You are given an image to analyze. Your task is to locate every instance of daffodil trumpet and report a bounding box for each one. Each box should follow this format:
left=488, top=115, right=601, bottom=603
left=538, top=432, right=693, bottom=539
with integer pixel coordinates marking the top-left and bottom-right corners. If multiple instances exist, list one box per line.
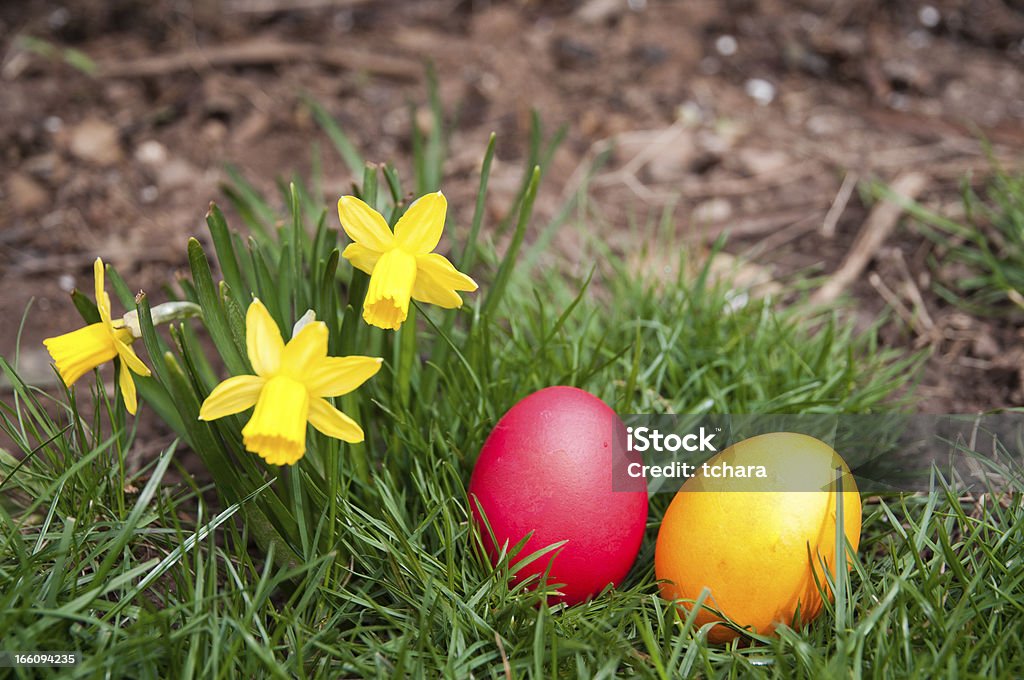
left=338, top=191, right=478, bottom=331
left=43, top=258, right=151, bottom=414
left=198, top=300, right=382, bottom=466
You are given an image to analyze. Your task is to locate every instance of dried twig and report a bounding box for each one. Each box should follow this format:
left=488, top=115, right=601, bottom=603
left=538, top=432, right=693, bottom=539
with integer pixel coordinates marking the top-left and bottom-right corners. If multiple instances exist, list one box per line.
left=495, top=632, right=512, bottom=680
left=677, top=160, right=821, bottom=199
left=698, top=206, right=821, bottom=241
left=98, top=39, right=421, bottom=80
left=811, top=172, right=928, bottom=306
left=868, top=272, right=917, bottom=329
left=586, top=120, right=691, bottom=203
left=745, top=212, right=823, bottom=258
left=821, top=171, right=858, bottom=238
left=892, top=249, right=935, bottom=331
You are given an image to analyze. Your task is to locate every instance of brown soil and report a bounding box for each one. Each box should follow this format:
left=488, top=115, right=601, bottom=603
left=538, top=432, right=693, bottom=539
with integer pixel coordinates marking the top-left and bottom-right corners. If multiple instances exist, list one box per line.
left=2, top=0, right=1023, bottom=434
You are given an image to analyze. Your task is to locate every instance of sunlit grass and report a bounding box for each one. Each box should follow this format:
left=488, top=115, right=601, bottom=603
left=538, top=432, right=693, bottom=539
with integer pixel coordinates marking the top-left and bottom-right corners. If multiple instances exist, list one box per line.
left=896, top=166, right=1024, bottom=316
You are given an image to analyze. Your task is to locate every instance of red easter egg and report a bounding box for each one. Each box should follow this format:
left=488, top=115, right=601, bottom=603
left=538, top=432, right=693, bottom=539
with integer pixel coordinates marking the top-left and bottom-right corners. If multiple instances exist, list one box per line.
left=468, top=386, right=648, bottom=605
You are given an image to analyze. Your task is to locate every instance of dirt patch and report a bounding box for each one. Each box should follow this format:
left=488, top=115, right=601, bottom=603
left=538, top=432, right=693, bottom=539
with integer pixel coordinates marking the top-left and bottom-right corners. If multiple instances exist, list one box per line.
left=2, top=0, right=1023, bottom=414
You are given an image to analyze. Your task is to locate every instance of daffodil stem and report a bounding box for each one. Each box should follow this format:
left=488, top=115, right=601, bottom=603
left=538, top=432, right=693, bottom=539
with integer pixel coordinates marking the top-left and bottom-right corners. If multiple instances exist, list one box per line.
left=104, top=367, right=128, bottom=517
left=395, top=306, right=416, bottom=410
left=341, top=392, right=370, bottom=486
left=388, top=306, right=417, bottom=473
left=325, top=440, right=339, bottom=586
left=350, top=442, right=370, bottom=487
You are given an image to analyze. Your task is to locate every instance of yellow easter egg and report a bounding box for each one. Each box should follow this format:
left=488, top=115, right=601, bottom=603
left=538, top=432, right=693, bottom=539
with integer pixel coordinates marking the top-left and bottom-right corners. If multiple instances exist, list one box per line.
left=654, top=432, right=861, bottom=643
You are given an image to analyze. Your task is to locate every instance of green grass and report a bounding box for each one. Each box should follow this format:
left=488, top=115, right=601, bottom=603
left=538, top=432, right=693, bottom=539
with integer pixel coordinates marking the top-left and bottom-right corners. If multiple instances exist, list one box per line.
left=4, top=259, right=1023, bottom=677
left=2, top=93, right=1023, bottom=678
left=889, top=166, right=1024, bottom=316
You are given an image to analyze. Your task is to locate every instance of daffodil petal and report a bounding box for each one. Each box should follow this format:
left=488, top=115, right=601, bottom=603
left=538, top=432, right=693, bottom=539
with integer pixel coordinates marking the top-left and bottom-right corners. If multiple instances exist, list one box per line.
left=94, top=258, right=105, bottom=310
left=246, top=299, right=283, bottom=376
left=113, top=335, right=151, bottom=377
left=281, top=321, right=328, bottom=381
left=342, top=243, right=382, bottom=275
left=337, top=195, right=395, bottom=252
left=394, top=191, right=447, bottom=254
left=198, top=375, right=265, bottom=420
left=93, top=258, right=115, bottom=325
left=308, top=397, right=364, bottom=443
left=241, top=375, right=309, bottom=466
left=416, top=253, right=478, bottom=291
left=363, top=248, right=417, bottom=331
left=411, top=277, right=465, bottom=309
left=43, top=323, right=118, bottom=386
left=118, top=361, right=138, bottom=415
left=307, top=356, right=382, bottom=398
left=411, top=253, right=478, bottom=308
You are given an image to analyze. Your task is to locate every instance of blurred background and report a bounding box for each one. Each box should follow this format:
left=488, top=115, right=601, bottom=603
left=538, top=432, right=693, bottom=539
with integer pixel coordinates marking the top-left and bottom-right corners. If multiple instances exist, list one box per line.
left=2, top=0, right=1023, bottom=412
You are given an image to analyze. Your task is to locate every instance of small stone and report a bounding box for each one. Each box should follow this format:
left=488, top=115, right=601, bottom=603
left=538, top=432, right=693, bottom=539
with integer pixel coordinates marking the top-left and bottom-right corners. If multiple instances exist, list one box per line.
left=202, top=119, right=229, bottom=144
left=918, top=5, right=940, bottom=28
left=715, top=35, right=738, bottom=56
left=134, top=140, right=168, bottom=166
left=58, top=274, right=76, bottom=292
left=48, top=7, right=69, bottom=29
left=737, top=148, right=792, bottom=175
left=156, top=158, right=196, bottom=192
left=575, top=0, right=625, bottom=24
left=68, top=118, right=123, bottom=166
left=745, top=78, right=776, bottom=106
left=693, top=198, right=732, bottom=223
left=7, top=172, right=48, bottom=215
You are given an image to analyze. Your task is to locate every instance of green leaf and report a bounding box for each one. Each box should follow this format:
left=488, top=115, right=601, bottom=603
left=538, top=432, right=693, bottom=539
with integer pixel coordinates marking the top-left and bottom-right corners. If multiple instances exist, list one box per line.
left=250, top=238, right=286, bottom=333
left=163, top=352, right=242, bottom=503
left=221, top=165, right=276, bottom=239
left=207, top=203, right=248, bottom=310
left=306, top=96, right=365, bottom=178
left=459, top=132, right=496, bottom=272
left=133, top=294, right=187, bottom=438
left=318, top=249, right=341, bottom=349
left=187, top=238, right=249, bottom=376
left=105, top=264, right=135, bottom=310
left=222, top=282, right=249, bottom=355
left=483, top=166, right=541, bottom=317
left=71, top=290, right=101, bottom=325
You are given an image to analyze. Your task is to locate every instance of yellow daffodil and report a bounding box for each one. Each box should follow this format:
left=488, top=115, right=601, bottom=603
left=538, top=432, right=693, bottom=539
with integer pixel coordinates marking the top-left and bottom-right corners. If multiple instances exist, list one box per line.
left=338, top=191, right=478, bottom=330
left=198, top=299, right=382, bottom=466
left=43, top=258, right=151, bottom=414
